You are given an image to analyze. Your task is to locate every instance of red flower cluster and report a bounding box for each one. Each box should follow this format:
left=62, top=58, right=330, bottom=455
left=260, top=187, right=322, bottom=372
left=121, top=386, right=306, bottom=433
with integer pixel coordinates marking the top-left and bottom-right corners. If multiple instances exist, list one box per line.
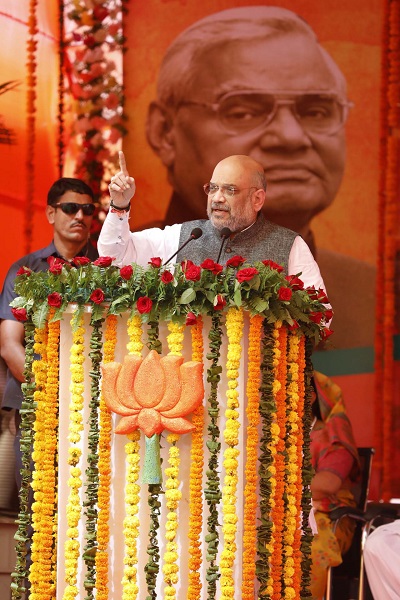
left=137, top=296, right=153, bottom=314
left=149, top=257, right=162, bottom=268
left=11, top=307, right=27, bottom=322
left=48, top=292, right=62, bottom=308
left=226, top=255, right=245, bottom=268
left=16, top=266, right=32, bottom=277
left=93, top=256, right=114, bottom=268
left=185, top=312, right=197, bottom=325
left=90, top=289, right=105, bottom=304
left=161, top=270, right=174, bottom=284
left=278, top=287, right=293, bottom=301
left=120, top=265, right=133, bottom=280
left=236, top=267, right=259, bottom=283
left=200, top=259, right=223, bottom=275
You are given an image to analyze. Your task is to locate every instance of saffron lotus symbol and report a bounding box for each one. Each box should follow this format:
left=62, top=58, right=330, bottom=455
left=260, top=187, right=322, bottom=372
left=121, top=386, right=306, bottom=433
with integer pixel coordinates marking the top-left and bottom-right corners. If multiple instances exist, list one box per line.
left=101, top=350, right=204, bottom=437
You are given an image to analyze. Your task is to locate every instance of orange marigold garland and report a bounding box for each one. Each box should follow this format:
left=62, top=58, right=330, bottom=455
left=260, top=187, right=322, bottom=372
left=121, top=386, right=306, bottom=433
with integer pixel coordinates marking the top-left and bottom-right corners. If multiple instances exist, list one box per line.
left=270, top=322, right=288, bottom=600
left=96, top=314, right=118, bottom=599
left=282, top=332, right=303, bottom=600
left=187, top=316, right=205, bottom=599
left=241, top=314, right=263, bottom=599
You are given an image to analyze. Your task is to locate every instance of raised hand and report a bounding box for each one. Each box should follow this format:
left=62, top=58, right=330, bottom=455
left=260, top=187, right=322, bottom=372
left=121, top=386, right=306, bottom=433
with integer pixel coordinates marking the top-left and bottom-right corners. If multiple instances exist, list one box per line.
left=109, top=151, right=136, bottom=207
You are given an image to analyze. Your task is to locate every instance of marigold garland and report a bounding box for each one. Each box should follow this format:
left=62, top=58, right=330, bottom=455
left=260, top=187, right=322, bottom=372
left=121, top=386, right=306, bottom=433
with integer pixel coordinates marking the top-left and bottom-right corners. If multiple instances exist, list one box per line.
left=220, top=308, right=244, bottom=599
left=282, top=333, right=303, bottom=599
left=269, top=322, right=288, bottom=600
left=187, top=316, right=205, bottom=599
left=121, top=314, right=143, bottom=600
left=96, top=314, right=118, bottom=599
left=241, top=314, right=263, bottom=599
left=163, top=434, right=182, bottom=599
left=63, top=316, right=85, bottom=600
left=121, top=431, right=141, bottom=600
left=167, top=321, right=185, bottom=356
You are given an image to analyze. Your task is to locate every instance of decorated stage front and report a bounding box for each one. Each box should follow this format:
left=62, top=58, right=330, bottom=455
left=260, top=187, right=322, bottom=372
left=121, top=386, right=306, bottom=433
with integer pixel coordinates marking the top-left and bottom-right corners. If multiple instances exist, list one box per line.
left=10, top=257, right=331, bottom=600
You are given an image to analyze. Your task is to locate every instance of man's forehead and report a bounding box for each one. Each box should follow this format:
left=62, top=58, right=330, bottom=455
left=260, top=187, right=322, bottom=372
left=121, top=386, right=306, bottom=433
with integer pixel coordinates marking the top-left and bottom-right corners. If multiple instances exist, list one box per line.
left=58, top=190, right=94, bottom=203
left=190, top=35, right=343, bottom=97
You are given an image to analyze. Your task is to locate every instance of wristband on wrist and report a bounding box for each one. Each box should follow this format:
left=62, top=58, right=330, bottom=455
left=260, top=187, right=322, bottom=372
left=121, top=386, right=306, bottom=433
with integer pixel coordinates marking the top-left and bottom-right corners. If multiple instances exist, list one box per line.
left=110, top=199, right=131, bottom=213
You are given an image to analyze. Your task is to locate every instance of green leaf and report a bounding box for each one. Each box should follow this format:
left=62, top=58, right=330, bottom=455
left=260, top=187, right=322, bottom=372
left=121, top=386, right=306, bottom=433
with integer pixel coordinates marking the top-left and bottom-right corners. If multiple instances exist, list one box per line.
left=179, top=288, right=196, bottom=304
left=32, top=301, right=49, bottom=329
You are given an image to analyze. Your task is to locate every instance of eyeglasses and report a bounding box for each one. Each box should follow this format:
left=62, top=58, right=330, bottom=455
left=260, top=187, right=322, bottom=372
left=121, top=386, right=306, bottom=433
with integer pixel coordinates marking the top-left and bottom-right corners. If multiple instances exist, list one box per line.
left=180, top=90, right=353, bottom=136
left=53, top=202, right=96, bottom=216
left=203, top=183, right=258, bottom=198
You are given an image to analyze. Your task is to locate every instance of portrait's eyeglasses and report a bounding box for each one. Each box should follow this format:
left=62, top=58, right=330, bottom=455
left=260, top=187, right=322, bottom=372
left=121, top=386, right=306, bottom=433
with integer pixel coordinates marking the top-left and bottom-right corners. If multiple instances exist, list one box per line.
left=53, top=202, right=96, bottom=216
left=181, top=90, right=353, bottom=136
left=203, top=183, right=257, bottom=198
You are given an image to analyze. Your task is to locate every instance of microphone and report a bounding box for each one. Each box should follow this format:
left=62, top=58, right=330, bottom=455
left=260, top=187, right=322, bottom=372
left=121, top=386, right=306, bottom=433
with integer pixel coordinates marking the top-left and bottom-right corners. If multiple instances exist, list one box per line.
left=164, top=227, right=203, bottom=265
left=216, top=228, right=232, bottom=263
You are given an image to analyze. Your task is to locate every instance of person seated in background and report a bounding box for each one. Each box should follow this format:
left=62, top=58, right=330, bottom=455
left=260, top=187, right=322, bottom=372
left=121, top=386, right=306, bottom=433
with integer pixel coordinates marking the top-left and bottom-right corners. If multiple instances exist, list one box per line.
left=310, top=371, right=360, bottom=600
left=363, top=518, right=400, bottom=600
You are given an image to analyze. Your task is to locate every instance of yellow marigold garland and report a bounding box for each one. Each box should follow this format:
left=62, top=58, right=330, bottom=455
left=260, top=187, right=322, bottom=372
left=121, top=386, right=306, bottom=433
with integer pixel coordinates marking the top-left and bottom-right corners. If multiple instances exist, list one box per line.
left=122, top=431, right=141, bottom=600
left=220, top=307, right=244, bottom=599
left=30, top=321, right=53, bottom=597
left=167, top=321, right=185, bottom=355
left=63, top=316, right=85, bottom=600
left=187, top=316, right=205, bottom=599
left=121, top=314, right=143, bottom=599
left=241, top=314, right=263, bottom=599
left=96, top=314, right=118, bottom=600
left=282, top=332, right=303, bottom=600
left=269, top=322, right=288, bottom=600
left=163, top=433, right=182, bottom=599
left=127, top=314, right=144, bottom=356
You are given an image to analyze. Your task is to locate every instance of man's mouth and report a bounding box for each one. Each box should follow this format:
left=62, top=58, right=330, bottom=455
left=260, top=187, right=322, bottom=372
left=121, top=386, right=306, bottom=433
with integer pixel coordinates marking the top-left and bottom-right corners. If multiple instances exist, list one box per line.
left=265, top=164, right=317, bottom=183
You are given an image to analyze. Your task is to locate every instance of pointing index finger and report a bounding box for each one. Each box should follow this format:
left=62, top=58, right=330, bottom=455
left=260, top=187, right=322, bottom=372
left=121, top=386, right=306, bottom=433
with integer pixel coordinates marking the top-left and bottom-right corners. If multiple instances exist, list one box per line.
left=118, top=150, right=128, bottom=176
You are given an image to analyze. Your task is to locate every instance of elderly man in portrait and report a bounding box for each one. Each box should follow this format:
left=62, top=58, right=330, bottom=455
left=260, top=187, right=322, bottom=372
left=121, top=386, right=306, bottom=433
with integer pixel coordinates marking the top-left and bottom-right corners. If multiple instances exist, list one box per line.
left=144, top=5, right=376, bottom=350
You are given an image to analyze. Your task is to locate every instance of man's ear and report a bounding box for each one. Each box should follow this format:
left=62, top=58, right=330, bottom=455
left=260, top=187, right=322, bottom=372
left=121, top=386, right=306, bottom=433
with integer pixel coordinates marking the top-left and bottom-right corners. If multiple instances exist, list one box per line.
left=146, top=101, right=176, bottom=167
left=253, top=189, right=266, bottom=212
left=46, top=204, right=55, bottom=225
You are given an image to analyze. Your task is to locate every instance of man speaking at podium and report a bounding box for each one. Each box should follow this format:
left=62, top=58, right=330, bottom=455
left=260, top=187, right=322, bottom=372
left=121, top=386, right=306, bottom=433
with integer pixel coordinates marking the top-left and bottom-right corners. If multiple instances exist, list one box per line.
left=98, top=151, right=327, bottom=296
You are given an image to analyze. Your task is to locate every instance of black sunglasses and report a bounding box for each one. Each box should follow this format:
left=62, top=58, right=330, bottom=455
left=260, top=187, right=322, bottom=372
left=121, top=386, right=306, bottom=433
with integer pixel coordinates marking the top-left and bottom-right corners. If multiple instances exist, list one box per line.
left=53, top=202, right=96, bottom=216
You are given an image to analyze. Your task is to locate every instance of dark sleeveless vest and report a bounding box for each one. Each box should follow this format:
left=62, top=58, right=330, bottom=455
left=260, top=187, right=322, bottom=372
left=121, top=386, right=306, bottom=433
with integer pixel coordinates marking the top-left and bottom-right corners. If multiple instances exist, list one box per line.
left=177, top=213, right=298, bottom=272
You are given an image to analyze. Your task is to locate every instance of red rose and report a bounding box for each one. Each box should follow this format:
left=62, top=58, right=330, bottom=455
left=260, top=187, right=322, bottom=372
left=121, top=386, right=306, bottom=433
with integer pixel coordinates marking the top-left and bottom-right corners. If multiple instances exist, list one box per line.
left=288, top=321, right=300, bottom=331
left=321, top=327, right=334, bottom=340
left=214, top=294, right=227, bottom=311
left=137, top=296, right=153, bottom=314
left=47, top=292, right=62, bottom=308
left=262, top=259, right=284, bottom=273
left=11, top=307, right=27, bottom=322
left=120, top=265, right=133, bottom=280
left=181, top=259, right=195, bottom=272
left=47, top=256, right=65, bottom=269
left=90, top=288, right=105, bottom=304
left=306, top=286, right=318, bottom=299
left=185, top=312, right=197, bottom=326
left=185, top=264, right=201, bottom=281
left=317, top=289, right=330, bottom=304
left=149, top=257, right=162, bottom=268
left=278, top=287, right=292, bottom=301
left=226, top=255, right=246, bottom=268
left=93, top=256, right=114, bottom=267
left=200, top=259, right=223, bottom=275
left=49, top=262, right=63, bottom=275
left=161, top=270, right=174, bottom=284
left=236, top=267, right=259, bottom=283
left=16, top=266, right=32, bottom=277
left=73, top=256, right=91, bottom=267
left=285, top=275, right=304, bottom=290
left=309, top=311, right=323, bottom=324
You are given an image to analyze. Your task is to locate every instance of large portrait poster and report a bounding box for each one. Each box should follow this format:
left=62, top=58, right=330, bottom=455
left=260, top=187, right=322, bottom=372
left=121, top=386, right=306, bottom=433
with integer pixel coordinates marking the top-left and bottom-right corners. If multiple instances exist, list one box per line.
left=123, top=0, right=382, bottom=353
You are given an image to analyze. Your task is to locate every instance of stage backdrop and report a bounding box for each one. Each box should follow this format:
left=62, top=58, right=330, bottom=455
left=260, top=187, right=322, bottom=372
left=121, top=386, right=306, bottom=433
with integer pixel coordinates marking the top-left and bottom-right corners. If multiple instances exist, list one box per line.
left=123, top=0, right=381, bottom=353
left=0, top=3, right=59, bottom=280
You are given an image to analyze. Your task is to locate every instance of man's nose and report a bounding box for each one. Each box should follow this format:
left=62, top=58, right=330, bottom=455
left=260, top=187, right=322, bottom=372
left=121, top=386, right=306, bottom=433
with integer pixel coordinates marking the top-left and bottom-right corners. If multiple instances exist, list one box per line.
left=257, top=105, right=312, bottom=149
left=213, top=188, right=227, bottom=202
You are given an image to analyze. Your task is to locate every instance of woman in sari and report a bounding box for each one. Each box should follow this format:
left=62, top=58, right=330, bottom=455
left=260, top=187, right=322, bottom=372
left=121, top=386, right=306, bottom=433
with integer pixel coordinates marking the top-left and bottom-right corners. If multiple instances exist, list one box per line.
left=310, top=371, right=360, bottom=599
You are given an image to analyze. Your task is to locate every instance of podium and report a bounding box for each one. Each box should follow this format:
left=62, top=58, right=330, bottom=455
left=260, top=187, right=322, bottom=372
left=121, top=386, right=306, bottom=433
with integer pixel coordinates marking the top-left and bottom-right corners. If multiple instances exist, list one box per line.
left=10, top=260, right=330, bottom=599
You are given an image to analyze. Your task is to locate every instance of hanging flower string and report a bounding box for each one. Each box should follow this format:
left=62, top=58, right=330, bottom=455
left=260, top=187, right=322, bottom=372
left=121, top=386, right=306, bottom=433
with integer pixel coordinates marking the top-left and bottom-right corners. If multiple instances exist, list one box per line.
left=241, top=314, right=263, bottom=599
left=162, top=323, right=185, bottom=598
left=187, top=316, right=205, bottom=600
left=29, top=322, right=51, bottom=597
left=205, top=313, right=224, bottom=600
left=82, top=314, right=104, bottom=597
left=282, top=332, right=303, bottom=600
left=96, top=314, right=118, bottom=600
left=63, top=315, right=85, bottom=600
left=270, top=323, right=288, bottom=600
left=220, top=307, right=244, bottom=599
left=24, top=0, right=38, bottom=254
left=121, top=314, right=143, bottom=600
